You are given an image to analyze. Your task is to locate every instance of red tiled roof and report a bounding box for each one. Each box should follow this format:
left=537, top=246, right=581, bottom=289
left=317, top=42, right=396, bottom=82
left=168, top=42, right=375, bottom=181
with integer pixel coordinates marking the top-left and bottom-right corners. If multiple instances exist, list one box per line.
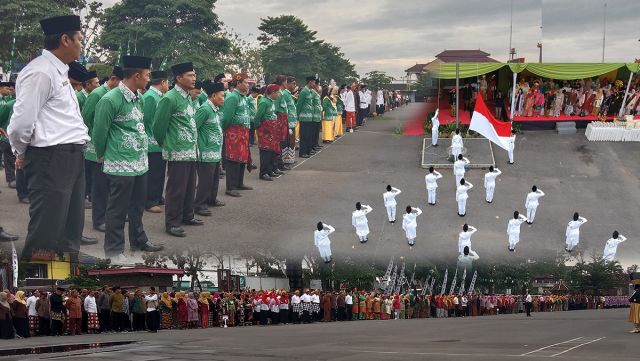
left=88, top=267, right=185, bottom=276
left=405, top=63, right=428, bottom=72
left=436, top=49, right=500, bottom=63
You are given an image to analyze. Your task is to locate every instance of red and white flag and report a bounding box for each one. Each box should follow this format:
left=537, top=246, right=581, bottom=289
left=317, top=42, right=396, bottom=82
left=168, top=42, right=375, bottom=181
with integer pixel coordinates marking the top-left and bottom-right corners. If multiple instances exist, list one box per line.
left=469, top=94, right=512, bottom=150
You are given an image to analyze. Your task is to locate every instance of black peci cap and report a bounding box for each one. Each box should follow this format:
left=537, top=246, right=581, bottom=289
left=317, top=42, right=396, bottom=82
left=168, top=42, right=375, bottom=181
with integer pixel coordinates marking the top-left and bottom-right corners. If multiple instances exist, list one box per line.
left=68, top=61, right=89, bottom=82
left=121, top=55, right=152, bottom=69
left=39, top=15, right=81, bottom=36
left=171, top=62, right=194, bottom=77
left=203, top=81, right=225, bottom=96
left=150, top=70, right=168, bottom=80
left=112, top=66, right=124, bottom=80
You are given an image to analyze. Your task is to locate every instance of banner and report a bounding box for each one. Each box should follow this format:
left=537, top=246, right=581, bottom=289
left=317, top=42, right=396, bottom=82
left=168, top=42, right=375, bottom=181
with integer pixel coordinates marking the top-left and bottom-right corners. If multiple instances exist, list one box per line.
left=11, top=242, right=18, bottom=289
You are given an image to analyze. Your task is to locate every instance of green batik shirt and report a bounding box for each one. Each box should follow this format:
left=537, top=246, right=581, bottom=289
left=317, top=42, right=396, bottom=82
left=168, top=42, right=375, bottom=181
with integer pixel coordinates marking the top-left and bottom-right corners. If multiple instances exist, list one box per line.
left=311, top=90, right=322, bottom=122
left=336, top=96, right=344, bottom=114
left=275, top=89, right=287, bottom=116
left=0, top=99, right=16, bottom=142
left=254, top=96, right=276, bottom=127
left=221, top=89, right=251, bottom=130
left=246, top=95, right=257, bottom=121
left=195, top=99, right=223, bottom=163
left=81, top=83, right=111, bottom=161
left=76, top=89, right=89, bottom=110
left=153, top=85, right=198, bottom=161
left=92, top=82, right=148, bottom=176
left=322, top=96, right=337, bottom=120
left=142, top=86, right=163, bottom=153
left=296, top=87, right=314, bottom=123
left=281, top=89, right=297, bottom=128
left=197, top=91, right=208, bottom=106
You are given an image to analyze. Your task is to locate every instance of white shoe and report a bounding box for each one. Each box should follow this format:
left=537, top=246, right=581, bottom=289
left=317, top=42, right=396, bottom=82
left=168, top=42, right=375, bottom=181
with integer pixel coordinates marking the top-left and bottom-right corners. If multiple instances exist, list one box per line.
left=110, top=253, right=133, bottom=266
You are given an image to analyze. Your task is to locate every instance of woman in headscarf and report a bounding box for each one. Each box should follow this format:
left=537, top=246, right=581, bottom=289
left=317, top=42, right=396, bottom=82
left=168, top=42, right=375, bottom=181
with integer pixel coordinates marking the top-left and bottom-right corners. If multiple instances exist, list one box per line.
left=227, top=292, right=236, bottom=327
left=208, top=292, right=217, bottom=327
left=12, top=290, right=30, bottom=338
left=0, top=291, right=14, bottom=339
left=187, top=292, right=199, bottom=328
left=159, top=292, right=173, bottom=329
left=198, top=292, right=210, bottom=328
left=629, top=284, right=640, bottom=333
left=176, top=291, right=188, bottom=329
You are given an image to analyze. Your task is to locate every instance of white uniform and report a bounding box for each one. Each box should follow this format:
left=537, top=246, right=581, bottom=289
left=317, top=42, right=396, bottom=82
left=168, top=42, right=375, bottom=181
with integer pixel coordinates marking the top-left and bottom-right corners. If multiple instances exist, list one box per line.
left=507, top=215, right=528, bottom=250
left=602, top=235, right=626, bottom=262
left=525, top=189, right=545, bottom=223
left=314, top=224, right=335, bottom=262
left=451, top=133, right=463, bottom=159
left=352, top=205, right=372, bottom=242
left=458, top=226, right=477, bottom=255
left=457, top=250, right=479, bottom=271
left=402, top=207, right=422, bottom=245
left=425, top=171, right=443, bottom=205
left=383, top=188, right=402, bottom=222
left=508, top=134, right=516, bottom=163
left=453, top=157, right=470, bottom=185
left=483, top=168, right=502, bottom=202
left=431, top=110, right=440, bottom=146
left=456, top=182, right=473, bottom=216
left=565, top=216, right=588, bottom=251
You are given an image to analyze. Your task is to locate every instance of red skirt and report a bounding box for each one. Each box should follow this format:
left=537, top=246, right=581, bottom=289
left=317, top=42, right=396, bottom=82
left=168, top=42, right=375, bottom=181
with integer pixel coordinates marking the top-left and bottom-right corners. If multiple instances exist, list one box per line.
left=225, top=125, right=251, bottom=164
left=257, top=119, right=281, bottom=153
left=276, top=113, right=288, bottom=141
left=29, top=315, right=39, bottom=331
left=88, top=312, right=100, bottom=329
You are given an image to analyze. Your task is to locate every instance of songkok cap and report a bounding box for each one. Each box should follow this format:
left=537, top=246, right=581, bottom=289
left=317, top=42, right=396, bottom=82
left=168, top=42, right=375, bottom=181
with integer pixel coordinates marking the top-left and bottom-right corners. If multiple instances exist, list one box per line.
left=112, top=66, right=124, bottom=80
left=232, top=73, right=249, bottom=82
left=0, top=82, right=15, bottom=87
left=68, top=61, right=89, bottom=82
left=203, top=81, right=225, bottom=96
left=40, top=15, right=81, bottom=36
left=266, top=83, right=280, bottom=95
left=121, top=55, right=152, bottom=70
left=194, top=80, right=203, bottom=89
left=150, top=70, right=168, bottom=80
left=84, top=71, right=98, bottom=82
left=250, top=85, right=262, bottom=93
left=171, top=62, right=194, bottom=77
left=306, top=76, right=317, bottom=83
left=213, top=73, right=227, bottom=83
left=287, top=76, right=296, bottom=83
left=56, top=287, right=65, bottom=292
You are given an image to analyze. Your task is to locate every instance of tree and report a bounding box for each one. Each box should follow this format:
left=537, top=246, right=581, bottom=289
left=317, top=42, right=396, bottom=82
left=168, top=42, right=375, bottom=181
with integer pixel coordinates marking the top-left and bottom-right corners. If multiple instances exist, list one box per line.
left=258, top=15, right=357, bottom=84
left=220, top=28, right=263, bottom=81
left=0, top=0, right=85, bottom=71
left=99, top=0, right=230, bottom=76
left=361, top=70, right=394, bottom=90
left=169, top=249, right=208, bottom=291
left=142, top=253, right=169, bottom=268
left=65, top=258, right=112, bottom=289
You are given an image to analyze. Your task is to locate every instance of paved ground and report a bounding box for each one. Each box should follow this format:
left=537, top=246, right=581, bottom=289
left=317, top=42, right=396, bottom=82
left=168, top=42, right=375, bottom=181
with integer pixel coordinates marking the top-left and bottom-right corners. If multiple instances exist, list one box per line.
left=0, top=103, right=639, bottom=267
left=0, top=309, right=636, bottom=360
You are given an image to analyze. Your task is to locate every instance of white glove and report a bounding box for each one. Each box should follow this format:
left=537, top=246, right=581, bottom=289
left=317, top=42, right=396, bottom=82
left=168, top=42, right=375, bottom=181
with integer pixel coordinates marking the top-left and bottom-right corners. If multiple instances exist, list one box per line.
left=289, top=129, right=293, bottom=135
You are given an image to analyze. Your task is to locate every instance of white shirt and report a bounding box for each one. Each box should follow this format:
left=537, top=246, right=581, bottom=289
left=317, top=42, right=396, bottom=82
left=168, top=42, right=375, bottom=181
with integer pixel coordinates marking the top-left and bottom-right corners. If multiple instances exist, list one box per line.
left=84, top=295, right=98, bottom=313
left=509, top=134, right=516, bottom=150
left=456, top=183, right=473, bottom=201
left=27, top=295, right=38, bottom=316
left=525, top=294, right=532, bottom=303
left=352, top=206, right=372, bottom=228
left=301, top=293, right=311, bottom=302
left=507, top=217, right=527, bottom=235
left=457, top=250, right=479, bottom=270
left=144, top=294, right=158, bottom=312
left=425, top=171, right=443, bottom=190
left=345, top=294, right=353, bottom=305
left=452, top=134, right=463, bottom=149
left=376, top=90, right=384, bottom=105
left=525, top=190, right=545, bottom=208
left=365, top=90, right=372, bottom=105
left=566, top=217, right=587, bottom=237
left=402, top=208, right=422, bottom=229
left=291, top=295, right=301, bottom=304
left=383, top=188, right=401, bottom=207
left=431, top=113, right=440, bottom=130
left=342, top=90, right=355, bottom=112
left=484, top=169, right=502, bottom=188
left=314, top=224, right=335, bottom=248
left=8, top=50, right=89, bottom=155
left=358, top=90, right=368, bottom=109
left=458, top=227, right=477, bottom=253
left=454, top=158, right=469, bottom=176
left=603, top=236, right=626, bottom=261
left=312, top=294, right=320, bottom=303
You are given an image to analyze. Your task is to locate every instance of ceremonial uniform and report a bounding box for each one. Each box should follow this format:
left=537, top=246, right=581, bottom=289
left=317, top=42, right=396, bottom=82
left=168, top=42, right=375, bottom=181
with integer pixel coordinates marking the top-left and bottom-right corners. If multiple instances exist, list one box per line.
left=220, top=88, right=252, bottom=193
left=431, top=110, right=439, bottom=146
left=352, top=205, right=372, bottom=243
left=193, top=98, right=224, bottom=214
left=280, top=88, right=297, bottom=164
left=76, top=88, right=89, bottom=110
left=274, top=87, right=289, bottom=170
left=455, top=181, right=473, bottom=216
left=92, top=80, right=151, bottom=257
left=453, top=157, right=469, bottom=185
left=525, top=189, right=545, bottom=223
left=383, top=187, right=402, bottom=222
left=425, top=170, right=443, bottom=205
left=153, top=71, right=199, bottom=234
left=314, top=223, right=335, bottom=263
left=342, top=89, right=356, bottom=131
left=296, top=85, right=315, bottom=157
left=458, top=226, right=477, bottom=255
left=483, top=168, right=502, bottom=202
left=142, top=80, right=166, bottom=210
left=334, top=95, right=344, bottom=137
left=254, top=94, right=279, bottom=178
left=507, top=214, right=528, bottom=251
left=508, top=133, right=516, bottom=164
left=311, top=89, right=322, bottom=147
left=565, top=216, right=587, bottom=251
left=0, top=95, right=17, bottom=186
left=321, top=96, right=336, bottom=142
left=402, top=207, right=422, bottom=245
left=451, top=133, right=463, bottom=159
left=603, top=235, right=626, bottom=262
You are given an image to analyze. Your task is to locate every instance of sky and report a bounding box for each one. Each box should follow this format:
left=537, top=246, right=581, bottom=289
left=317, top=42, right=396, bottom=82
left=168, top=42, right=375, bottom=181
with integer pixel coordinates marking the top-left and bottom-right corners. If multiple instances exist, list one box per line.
left=101, top=0, right=639, bottom=79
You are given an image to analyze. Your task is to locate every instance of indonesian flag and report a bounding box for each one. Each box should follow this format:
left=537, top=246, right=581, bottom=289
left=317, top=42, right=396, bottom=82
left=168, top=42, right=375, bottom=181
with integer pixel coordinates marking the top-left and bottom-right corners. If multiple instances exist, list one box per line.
left=470, top=94, right=512, bottom=151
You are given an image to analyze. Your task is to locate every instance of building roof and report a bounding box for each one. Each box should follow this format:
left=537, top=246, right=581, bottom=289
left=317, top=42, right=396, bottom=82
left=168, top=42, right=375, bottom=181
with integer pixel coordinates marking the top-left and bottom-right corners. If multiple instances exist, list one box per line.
left=88, top=267, right=185, bottom=276
left=435, top=49, right=500, bottom=63
left=405, top=63, right=428, bottom=73
left=551, top=280, right=569, bottom=292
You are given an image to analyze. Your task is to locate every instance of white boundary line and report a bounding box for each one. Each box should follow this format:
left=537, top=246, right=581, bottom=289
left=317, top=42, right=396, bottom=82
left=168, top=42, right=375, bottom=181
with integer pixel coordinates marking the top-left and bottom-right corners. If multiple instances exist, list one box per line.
left=519, top=337, right=584, bottom=356
left=291, top=133, right=346, bottom=170
left=550, top=337, right=605, bottom=357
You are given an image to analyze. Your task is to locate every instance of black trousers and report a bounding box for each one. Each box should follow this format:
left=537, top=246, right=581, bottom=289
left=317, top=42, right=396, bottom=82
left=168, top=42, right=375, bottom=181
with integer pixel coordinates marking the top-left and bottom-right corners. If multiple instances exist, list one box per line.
left=165, top=161, right=196, bottom=229
left=15, top=168, right=28, bottom=200
left=259, top=149, right=276, bottom=177
left=38, top=317, right=50, bottom=336
left=376, top=104, right=385, bottom=115
left=337, top=306, right=345, bottom=321
left=104, top=173, right=149, bottom=256
left=21, top=144, right=84, bottom=259
left=346, top=306, right=353, bottom=320
left=99, top=309, right=111, bottom=331
left=0, top=141, right=15, bottom=183
left=146, top=152, right=166, bottom=209
left=84, top=159, right=95, bottom=199
left=146, top=310, right=160, bottom=331
left=224, top=160, right=245, bottom=191
left=313, top=122, right=320, bottom=147
left=51, top=319, right=63, bottom=336
left=111, top=312, right=125, bottom=332
left=194, top=162, right=220, bottom=211
left=133, top=313, right=146, bottom=331
left=91, top=162, right=109, bottom=228
left=525, top=302, right=532, bottom=316
left=298, top=122, right=313, bottom=156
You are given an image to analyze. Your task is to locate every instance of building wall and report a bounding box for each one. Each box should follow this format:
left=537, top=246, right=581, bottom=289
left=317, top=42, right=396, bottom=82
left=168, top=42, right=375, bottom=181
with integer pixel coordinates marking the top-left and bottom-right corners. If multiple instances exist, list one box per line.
left=244, top=276, right=289, bottom=291
left=49, top=261, right=71, bottom=280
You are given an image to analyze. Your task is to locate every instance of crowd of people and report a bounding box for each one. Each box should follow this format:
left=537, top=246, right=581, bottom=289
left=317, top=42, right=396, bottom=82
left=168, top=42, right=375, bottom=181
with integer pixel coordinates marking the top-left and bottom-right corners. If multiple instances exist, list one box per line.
left=0, top=15, right=408, bottom=263
left=0, top=286, right=631, bottom=340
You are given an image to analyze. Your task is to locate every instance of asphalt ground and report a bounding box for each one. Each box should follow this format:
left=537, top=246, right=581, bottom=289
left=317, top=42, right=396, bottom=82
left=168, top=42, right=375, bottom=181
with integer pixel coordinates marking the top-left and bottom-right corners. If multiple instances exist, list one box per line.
left=0, top=308, right=636, bottom=360
left=0, top=103, right=638, bottom=266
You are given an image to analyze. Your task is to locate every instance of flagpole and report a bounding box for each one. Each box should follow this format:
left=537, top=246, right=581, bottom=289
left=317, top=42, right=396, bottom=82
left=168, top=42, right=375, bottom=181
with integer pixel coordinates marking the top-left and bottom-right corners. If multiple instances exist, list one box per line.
left=602, top=1, right=606, bottom=62
left=618, top=71, right=634, bottom=117
left=510, top=72, right=517, bottom=120
left=455, top=63, right=460, bottom=128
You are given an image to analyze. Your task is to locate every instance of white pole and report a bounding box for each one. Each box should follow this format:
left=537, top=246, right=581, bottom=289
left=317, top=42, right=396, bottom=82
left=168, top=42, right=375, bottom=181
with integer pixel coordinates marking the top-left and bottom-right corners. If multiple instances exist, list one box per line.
left=510, top=71, right=517, bottom=120
left=456, top=63, right=460, bottom=128
left=602, top=2, right=607, bottom=62
left=618, top=71, right=634, bottom=117
left=509, top=0, right=513, bottom=61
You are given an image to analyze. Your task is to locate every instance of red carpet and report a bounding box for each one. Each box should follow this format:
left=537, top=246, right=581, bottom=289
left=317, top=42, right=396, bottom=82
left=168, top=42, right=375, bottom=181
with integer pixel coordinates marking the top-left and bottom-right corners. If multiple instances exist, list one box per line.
left=402, top=98, right=437, bottom=136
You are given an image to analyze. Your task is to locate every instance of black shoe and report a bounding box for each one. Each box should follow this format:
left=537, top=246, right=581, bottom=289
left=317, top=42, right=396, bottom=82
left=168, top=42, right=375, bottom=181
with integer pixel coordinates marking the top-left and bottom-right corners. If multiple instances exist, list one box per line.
left=195, top=208, right=212, bottom=216
left=80, top=236, right=98, bottom=245
left=300, top=154, right=310, bottom=158
left=309, top=151, right=316, bottom=155
left=183, top=218, right=204, bottom=226
left=268, top=172, right=280, bottom=178
left=225, top=190, right=242, bottom=197
left=133, top=241, right=164, bottom=252
left=260, top=174, right=273, bottom=181
left=94, top=224, right=106, bottom=232
left=433, top=144, right=438, bottom=147
left=166, top=227, right=186, bottom=237
left=273, top=169, right=284, bottom=175
left=527, top=221, right=532, bottom=225
left=19, top=198, right=30, bottom=204
left=0, top=228, right=18, bottom=242
left=487, top=201, right=492, bottom=203
left=239, top=185, right=253, bottom=190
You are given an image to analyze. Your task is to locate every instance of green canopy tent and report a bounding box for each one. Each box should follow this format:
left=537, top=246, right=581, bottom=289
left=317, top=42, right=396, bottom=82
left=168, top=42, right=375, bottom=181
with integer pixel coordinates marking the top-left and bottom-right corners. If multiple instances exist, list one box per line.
left=430, top=62, right=640, bottom=119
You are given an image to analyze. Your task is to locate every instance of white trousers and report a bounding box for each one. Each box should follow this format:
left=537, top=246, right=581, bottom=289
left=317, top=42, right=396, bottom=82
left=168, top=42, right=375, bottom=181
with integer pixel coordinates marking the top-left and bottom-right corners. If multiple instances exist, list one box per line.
left=386, top=205, right=396, bottom=222
left=405, top=226, right=416, bottom=241
left=508, top=233, right=520, bottom=249
left=452, top=146, right=462, bottom=159
left=566, top=234, right=579, bottom=250
left=318, top=244, right=332, bottom=260
left=485, top=185, right=495, bottom=202
left=432, top=128, right=438, bottom=146
left=508, top=148, right=514, bottom=163
left=428, top=188, right=437, bottom=204
left=457, top=199, right=467, bottom=215
left=455, top=173, right=464, bottom=186
left=526, top=206, right=537, bottom=223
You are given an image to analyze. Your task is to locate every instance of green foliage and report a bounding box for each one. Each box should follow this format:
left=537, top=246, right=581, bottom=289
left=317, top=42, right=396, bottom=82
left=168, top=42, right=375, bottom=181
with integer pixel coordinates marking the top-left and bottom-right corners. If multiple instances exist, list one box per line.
left=65, top=258, right=113, bottom=289
left=99, top=0, right=230, bottom=76
left=258, top=15, right=358, bottom=84
left=361, top=70, right=394, bottom=90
